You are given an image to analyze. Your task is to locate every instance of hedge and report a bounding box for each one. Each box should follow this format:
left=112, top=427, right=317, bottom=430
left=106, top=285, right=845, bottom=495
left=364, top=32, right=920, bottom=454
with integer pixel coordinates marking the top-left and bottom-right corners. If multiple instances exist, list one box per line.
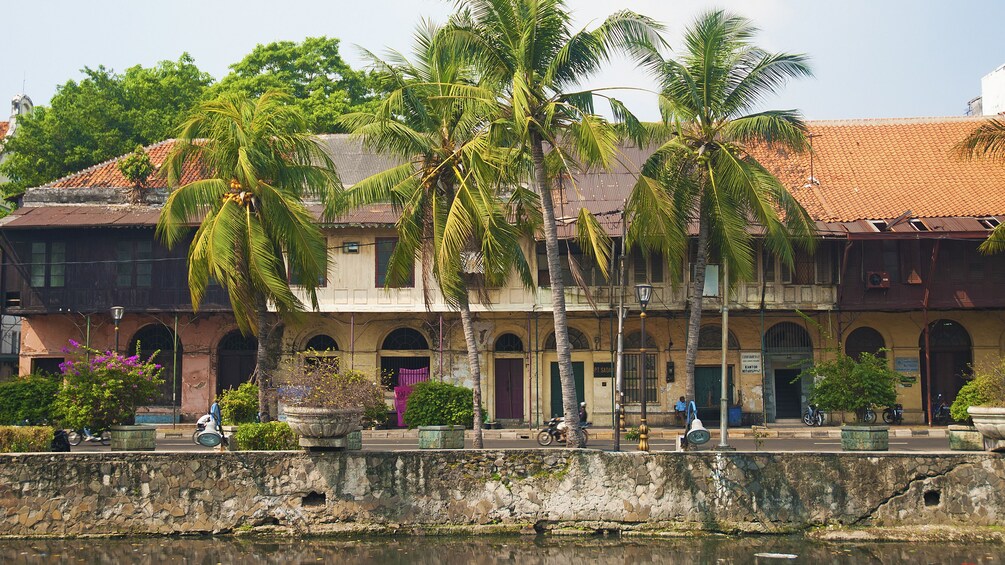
left=217, top=382, right=259, bottom=425
left=403, top=381, right=475, bottom=428
left=0, top=375, right=60, bottom=425
left=0, top=426, right=54, bottom=453
left=232, top=422, right=298, bottom=451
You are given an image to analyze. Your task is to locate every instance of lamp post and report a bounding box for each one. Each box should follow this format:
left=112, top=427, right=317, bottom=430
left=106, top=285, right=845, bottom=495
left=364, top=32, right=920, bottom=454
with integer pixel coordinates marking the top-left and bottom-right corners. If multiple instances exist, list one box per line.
left=111, top=306, right=125, bottom=353
left=635, top=283, right=652, bottom=451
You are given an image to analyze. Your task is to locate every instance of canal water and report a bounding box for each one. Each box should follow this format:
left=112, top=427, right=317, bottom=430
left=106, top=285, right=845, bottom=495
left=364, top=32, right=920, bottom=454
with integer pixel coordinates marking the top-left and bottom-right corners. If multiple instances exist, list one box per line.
left=1, top=535, right=1002, bottom=564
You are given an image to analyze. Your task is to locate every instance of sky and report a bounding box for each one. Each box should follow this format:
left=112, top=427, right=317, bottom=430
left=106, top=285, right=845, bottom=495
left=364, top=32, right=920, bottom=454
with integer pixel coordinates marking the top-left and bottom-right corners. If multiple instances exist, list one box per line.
left=4, top=0, right=1005, bottom=122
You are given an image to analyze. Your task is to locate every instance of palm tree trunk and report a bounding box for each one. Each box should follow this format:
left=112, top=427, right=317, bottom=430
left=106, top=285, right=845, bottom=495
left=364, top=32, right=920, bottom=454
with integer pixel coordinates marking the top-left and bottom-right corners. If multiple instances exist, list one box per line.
left=458, top=298, right=484, bottom=448
left=254, top=295, right=278, bottom=422
left=531, top=132, right=583, bottom=448
left=684, top=218, right=711, bottom=404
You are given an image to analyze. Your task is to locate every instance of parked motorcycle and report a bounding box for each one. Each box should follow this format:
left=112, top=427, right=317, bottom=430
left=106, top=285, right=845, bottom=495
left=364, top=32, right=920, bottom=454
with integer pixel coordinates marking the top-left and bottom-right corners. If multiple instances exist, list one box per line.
left=932, top=394, right=952, bottom=425
left=536, top=417, right=590, bottom=446
left=883, top=403, right=904, bottom=425
left=802, top=404, right=824, bottom=427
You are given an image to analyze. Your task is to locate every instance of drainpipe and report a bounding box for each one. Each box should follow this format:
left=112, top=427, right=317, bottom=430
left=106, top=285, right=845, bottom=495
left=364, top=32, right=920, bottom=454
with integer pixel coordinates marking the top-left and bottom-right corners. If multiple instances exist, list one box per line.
left=172, top=314, right=178, bottom=428
left=350, top=313, right=355, bottom=371
left=439, top=313, right=443, bottom=378
left=923, top=240, right=941, bottom=426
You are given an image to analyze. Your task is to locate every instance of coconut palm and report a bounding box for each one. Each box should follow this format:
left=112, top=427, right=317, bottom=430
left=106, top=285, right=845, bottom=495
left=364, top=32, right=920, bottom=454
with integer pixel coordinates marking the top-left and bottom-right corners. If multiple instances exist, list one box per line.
left=157, top=90, right=341, bottom=420
left=957, top=118, right=1005, bottom=253
left=337, top=22, right=531, bottom=447
left=626, top=10, right=816, bottom=402
left=449, top=0, right=662, bottom=447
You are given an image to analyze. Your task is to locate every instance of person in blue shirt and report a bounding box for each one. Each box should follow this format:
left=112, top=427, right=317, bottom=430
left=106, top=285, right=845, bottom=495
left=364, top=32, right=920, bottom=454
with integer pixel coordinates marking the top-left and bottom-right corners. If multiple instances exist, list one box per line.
left=674, top=396, right=687, bottom=427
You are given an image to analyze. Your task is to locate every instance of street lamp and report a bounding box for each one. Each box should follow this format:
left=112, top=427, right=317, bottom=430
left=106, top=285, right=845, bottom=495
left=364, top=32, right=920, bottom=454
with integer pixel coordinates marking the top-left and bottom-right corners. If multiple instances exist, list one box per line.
left=111, top=306, right=125, bottom=352
left=635, top=283, right=652, bottom=451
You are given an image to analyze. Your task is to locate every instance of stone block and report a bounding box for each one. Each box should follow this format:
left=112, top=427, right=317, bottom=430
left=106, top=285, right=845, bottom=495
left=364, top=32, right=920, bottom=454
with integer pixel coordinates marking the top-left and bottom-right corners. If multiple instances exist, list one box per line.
left=417, top=426, right=465, bottom=449
left=840, top=425, right=889, bottom=451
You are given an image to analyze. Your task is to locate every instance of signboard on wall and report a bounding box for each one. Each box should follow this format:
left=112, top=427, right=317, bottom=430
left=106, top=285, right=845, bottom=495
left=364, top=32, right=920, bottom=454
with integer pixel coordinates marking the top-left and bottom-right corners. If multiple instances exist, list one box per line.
left=895, top=357, right=920, bottom=374
left=593, top=362, right=614, bottom=378
left=741, top=352, right=762, bottom=374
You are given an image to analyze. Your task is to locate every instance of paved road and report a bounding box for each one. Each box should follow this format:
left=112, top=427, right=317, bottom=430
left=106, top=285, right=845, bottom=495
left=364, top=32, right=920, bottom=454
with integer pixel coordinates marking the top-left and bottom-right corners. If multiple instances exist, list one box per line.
left=69, top=435, right=955, bottom=453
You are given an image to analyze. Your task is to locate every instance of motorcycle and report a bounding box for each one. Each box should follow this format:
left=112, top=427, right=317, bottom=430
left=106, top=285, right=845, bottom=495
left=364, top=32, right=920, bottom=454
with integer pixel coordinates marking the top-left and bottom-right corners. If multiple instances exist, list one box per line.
left=932, top=394, right=952, bottom=425
left=536, top=417, right=590, bottom=446
left=802, top=404, right=824, bottom=427
left=883, top=403, right=904, bottom=425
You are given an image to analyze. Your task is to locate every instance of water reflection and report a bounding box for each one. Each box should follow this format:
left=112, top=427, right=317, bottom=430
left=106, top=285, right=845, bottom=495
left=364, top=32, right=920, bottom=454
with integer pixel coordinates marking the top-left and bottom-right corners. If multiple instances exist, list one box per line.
left=1, top=535, right=1003, bottom=564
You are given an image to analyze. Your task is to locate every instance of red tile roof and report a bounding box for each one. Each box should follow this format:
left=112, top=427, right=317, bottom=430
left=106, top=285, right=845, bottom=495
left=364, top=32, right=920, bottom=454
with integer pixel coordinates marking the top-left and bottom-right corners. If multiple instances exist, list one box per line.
left=44, top=139, right=207, bottom=190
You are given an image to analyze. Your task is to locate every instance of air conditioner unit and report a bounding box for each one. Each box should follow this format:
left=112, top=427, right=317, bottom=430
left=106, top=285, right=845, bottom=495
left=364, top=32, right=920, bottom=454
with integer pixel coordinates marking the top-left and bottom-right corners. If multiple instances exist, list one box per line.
left=866, top=271, right=891, bottom=289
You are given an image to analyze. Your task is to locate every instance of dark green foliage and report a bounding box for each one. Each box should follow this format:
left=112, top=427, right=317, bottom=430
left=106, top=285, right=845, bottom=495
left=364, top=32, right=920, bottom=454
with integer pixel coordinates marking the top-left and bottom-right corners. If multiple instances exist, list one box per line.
left=950, top=357, right=1005, bottom=422
left=0, top=55, right=211, bottom=196
left=212, top=36, right=383, bottom=133
left=0, top=375, right=60, bottom=425
left=117, top=144, right=154, bottom=188
left=232, top=421, right=298, bottom=451
left=217, top=382, right=259, bottom=425
left=0, top=426, right=54, bottom=453
left=403, top=381, right=476, bottom=429
left=802, top=352, right=899, bottom=421
left=951, top=380, right=983, bottom=424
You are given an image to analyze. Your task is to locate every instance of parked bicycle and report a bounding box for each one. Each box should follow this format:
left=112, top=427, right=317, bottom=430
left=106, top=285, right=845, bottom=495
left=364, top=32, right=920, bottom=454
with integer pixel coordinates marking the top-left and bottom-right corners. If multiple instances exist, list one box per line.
left=932, top=394, right=952, bottom=425
left=883, top=404, right=904, bottom=425
left=802, top=404, right=825, bottom=426
left=66, top=429, right=110, bottom=446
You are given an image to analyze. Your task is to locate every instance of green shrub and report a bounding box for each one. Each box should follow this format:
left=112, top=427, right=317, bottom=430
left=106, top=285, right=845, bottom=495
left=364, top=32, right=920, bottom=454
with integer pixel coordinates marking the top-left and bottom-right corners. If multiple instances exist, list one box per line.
left=0, top=426, right=54, bottom=453
left=217, top=382, right=259, bottom=425
left=803, top=351, right=899, bottom=422
left=403, top=381, right=475, bottom=428
left=363, top=403, right=390, bottom=428
left=625, top=427, right=641, bottom=441
left=0, top=374, right=60, bottom=425
left=233, top=421, right=298, bottom=451
left=950, top=357, right=1005, bottom=423
left=951, top=380, right=982, bottom=424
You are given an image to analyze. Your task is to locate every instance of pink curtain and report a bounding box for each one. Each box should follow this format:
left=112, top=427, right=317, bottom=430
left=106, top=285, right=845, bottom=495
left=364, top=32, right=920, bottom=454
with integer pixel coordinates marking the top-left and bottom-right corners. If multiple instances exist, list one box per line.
left=399, top=367, right=429, bottom=386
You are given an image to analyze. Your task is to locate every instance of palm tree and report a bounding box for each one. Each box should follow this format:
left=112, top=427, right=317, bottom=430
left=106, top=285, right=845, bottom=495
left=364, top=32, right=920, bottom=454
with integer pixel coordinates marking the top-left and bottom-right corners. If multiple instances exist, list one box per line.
left=337, top=22, right=531, bottom=447
left=157, top=90, right=341, bottom=420
left=449, top=0, right=662, bottom=447
left=626, top=10, right=815, bottom=403
left=957, top=118, right=1005, bottom=253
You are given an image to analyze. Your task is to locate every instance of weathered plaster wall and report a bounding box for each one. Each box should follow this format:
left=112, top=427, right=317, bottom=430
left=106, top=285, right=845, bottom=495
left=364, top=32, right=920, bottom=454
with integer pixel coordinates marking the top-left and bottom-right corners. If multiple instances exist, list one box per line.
left=2, top=451, right=1003, bottom=537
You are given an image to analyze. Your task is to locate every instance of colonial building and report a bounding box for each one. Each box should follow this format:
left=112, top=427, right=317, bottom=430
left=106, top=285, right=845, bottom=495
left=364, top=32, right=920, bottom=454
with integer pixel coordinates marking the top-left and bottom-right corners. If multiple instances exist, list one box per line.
left=3, top=116, right=1004, bottom=426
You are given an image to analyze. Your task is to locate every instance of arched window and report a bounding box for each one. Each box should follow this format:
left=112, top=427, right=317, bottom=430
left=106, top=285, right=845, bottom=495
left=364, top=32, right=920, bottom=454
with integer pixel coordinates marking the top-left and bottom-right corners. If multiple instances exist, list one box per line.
left=624, top=331, right=657, bottom=350
left=544, top=328, right=590, bottom=350
left=382, top=328, right=429, bottom=350
left=128, top=324, right=181, bottom=406
left=495, top=333, right=524, bottom=352
left=845, top=327, right=885, bottom=361
left=697, top=325, right=740, bottom=350
left=304, top=334, right=338, bottom=352
left=764, top=322, right=813, bottom=351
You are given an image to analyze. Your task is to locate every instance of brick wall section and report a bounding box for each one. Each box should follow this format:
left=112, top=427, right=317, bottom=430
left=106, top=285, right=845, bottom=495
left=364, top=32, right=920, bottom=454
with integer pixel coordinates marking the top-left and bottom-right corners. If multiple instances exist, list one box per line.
left=1, top=451, right=1003, bottom=536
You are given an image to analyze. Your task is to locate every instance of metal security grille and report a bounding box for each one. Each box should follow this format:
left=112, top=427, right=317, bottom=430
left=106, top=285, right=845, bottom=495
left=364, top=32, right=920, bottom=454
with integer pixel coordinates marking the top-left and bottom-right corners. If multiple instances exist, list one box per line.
left=623, top=353, right=657, bottom=403
left=764, top=322, right=812, bottom=352
left=544, top=328, right=590, bottom=350
left=494, top=333, right=524, bottom=352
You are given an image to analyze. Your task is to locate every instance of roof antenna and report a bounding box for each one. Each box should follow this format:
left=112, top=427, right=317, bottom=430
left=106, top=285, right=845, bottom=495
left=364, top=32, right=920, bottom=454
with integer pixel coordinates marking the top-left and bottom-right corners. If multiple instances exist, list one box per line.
left=804, top=132, right=820, bottom=187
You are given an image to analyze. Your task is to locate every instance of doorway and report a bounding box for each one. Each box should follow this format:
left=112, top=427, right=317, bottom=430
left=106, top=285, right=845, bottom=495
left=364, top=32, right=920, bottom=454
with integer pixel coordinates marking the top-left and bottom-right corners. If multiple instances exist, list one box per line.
left=550, top=362, right=584, bottom=417
left=773, top=368, right=803, bottom=419
left=694, top=366, right=734, bottom=422
left=920, top=319, right=972, bottom=417
left=494, top=358, right=524, bottom=420
left=217, top=331, right=257, bottom=394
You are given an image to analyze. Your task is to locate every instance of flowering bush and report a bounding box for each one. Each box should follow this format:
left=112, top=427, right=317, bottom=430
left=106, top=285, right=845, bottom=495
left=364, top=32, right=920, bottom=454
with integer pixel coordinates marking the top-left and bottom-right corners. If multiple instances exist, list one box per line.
left=52, top=340, right=164, bottom=431
left=279, top=355, right=384, bottom=412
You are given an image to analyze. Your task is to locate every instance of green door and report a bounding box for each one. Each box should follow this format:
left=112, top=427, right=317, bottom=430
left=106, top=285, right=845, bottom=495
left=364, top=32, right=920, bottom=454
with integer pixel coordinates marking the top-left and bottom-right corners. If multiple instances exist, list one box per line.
left=550, top=362, right=585, bottom=417
left=694, top=366, right=734, bottom=421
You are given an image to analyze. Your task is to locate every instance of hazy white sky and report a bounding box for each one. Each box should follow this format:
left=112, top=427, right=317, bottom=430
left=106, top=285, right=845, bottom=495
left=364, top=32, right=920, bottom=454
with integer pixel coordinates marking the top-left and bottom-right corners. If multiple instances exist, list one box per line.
left=4, top=0, right=1004, bottom=121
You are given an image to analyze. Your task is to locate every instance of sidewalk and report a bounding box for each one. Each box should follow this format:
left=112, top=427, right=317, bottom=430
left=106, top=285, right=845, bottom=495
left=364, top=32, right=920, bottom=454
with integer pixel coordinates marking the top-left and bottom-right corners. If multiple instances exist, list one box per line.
left=152, top=422, right=949, bottom=440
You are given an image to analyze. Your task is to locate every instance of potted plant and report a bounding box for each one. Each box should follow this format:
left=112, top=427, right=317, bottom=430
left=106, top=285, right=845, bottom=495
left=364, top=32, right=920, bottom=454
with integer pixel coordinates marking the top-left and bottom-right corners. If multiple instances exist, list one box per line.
left=404, top=381, right=476, bottom=449
left=279, top=356, right=384, bottom=451
left=958, top=358, right=1005, bottom=451
left=52, top=340, right=164, bottom=451
left=800, top=351, right=899, bottom=451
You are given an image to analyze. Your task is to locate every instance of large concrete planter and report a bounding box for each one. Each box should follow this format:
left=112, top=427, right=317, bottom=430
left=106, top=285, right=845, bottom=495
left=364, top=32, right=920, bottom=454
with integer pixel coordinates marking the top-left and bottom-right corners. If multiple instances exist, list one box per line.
left=418, top=425, right=465, bottom=449
left=968, top=406, right=1005, bottom=451
left=109, top=425, right=156, bottom=451
left=840, top=425, right=889, bottom=451
left=284, top=406, right=363, bottom=451
left=948, top=424, right=983, bottom=451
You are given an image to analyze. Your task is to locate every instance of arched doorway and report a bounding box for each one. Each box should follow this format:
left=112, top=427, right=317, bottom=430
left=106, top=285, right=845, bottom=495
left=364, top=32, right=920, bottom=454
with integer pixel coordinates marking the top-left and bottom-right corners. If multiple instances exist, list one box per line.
left=379, top=327, right=430, bottom=388
left=545, top=328, right=589, bottom=417
left=920, top=319, right=972, bottom=417
left=128, top=324, right=181, bottom=406
left=494, top=333, right=524, bottom=421
left=845, top=327, right=886, bottom=361
left=217, top=331, right=258, bottom=395
left=764, top=321, right=813, bottom=421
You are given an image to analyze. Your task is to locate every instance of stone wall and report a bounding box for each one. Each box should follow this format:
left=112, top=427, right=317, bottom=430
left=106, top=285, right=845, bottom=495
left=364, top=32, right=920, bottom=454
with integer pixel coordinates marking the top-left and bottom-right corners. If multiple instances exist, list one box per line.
left=1, top=450, right=1004, bottom=537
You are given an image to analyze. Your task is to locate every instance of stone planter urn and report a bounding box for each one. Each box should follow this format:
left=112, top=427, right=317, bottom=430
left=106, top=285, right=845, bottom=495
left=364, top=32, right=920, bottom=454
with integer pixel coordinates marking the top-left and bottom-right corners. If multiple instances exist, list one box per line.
left=968, top=406, right=1005, bottom=451
left=948, top=424, right=984, bottom=451
left=840, top=424, right=889, bottom=451
left=418, top=425, right=465, bottom=449
left=109, top=424, right=156, bottom=452
left=284, top=406, right=363, bottom=451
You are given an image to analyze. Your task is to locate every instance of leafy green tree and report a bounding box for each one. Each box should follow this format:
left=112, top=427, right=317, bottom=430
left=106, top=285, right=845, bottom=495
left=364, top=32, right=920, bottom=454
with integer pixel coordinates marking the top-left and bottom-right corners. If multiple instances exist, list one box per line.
left=626, top=10, right=815, bottom=402
left=449, top=0, right=662, bottom=447
left=338, top=22, right=530, bottom=447
left=0, top=55, right=211, bottom=196
left=213, top=36, right=383, bottom=133
left=156, top=90, right=341, bottom=420
left=956, top=118, right=1005, bottom=253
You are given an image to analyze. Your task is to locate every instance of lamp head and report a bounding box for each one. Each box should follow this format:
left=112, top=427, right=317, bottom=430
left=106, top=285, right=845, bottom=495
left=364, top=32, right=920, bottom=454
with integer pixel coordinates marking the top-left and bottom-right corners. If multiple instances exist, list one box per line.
left=635, top=283, right=653, bottom=308
left=110, top=306, right=125, bottom=322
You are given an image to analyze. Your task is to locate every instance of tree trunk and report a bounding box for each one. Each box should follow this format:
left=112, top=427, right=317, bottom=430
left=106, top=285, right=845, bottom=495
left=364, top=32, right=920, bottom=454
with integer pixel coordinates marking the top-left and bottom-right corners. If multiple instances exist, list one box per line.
left=253, top=295, right=284, bottom=423
left=683, top=218, right=711, bottom=403
left=458, top=298, right=484, bottom=449
left=531, top=132, right=583, bottom=447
